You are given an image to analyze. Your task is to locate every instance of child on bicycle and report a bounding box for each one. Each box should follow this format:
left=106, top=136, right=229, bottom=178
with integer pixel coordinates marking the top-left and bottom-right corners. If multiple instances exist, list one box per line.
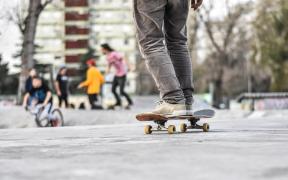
left=22, top=76, right=53, bottom=115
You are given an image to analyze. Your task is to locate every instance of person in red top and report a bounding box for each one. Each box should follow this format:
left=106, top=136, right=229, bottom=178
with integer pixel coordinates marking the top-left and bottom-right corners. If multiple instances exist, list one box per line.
left=101, top=43, right=133, bottom=109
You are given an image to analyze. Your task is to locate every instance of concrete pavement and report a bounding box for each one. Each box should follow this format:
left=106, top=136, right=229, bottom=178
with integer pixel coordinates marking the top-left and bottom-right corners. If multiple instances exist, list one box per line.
left=0, top=115, right=288, bottom=180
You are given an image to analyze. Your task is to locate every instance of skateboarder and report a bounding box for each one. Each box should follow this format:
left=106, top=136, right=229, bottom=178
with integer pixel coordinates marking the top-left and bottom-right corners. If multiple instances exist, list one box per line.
left=101, top=43, right=133, bottom=109
left=133, top=0, right=203, bottom=115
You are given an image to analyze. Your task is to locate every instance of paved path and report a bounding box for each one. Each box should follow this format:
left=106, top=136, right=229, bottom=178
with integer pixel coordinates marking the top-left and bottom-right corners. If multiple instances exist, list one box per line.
left=0, top=116, right=288, bottom=180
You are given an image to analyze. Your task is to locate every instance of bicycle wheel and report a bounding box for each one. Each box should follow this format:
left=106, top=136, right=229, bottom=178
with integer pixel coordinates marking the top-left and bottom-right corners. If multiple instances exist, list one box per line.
left=35, top=107, right=50, bottom=127
left=50, top=109, right=64, bottom=127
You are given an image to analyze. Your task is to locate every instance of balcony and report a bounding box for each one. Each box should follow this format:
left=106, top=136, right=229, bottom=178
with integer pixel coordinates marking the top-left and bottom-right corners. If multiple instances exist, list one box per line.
left=65, top=0, right=88, bottom=7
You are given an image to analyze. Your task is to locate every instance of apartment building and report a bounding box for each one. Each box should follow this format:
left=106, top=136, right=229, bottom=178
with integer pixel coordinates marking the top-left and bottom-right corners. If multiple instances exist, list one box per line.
left=33, top=0, right=65, bottom=67
left=89, top=0, right=137, bottom=92
left=32, top=0, right=137, bottom=93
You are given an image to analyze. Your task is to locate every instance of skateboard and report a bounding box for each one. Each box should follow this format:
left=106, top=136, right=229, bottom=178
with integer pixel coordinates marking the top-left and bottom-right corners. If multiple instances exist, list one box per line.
left=136, top=109, right=215, bottom=134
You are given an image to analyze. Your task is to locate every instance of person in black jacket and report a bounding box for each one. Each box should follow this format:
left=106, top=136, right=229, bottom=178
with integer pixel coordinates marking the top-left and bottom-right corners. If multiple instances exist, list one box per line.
left=55, top=66, right=69, bottom=108
left=25, top=68, right=37, bottom=93
left=25, top=68, right=37, bottom=105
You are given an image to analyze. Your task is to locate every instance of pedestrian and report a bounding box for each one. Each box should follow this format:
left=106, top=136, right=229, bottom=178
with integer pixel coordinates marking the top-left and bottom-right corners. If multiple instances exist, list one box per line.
left=25, top=68, right=38, bottom=105
left=55, top=66, right=69, bottom=108
left=77, top=59, right=104, bottom=110
left=133, top=0, right=203, bottom=115
left=25, top=68, right=37, bottom=93
left=101, top=43, right=133, bottom=109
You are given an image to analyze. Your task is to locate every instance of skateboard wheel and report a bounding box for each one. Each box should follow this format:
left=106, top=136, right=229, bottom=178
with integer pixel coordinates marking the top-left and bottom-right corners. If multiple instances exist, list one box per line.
left=202, top=123, right=210, bottom=132
left=144, top=125, right=153, bottom=134
left=180, top=123, right=187, bottom=133
left=168, top=125, right=176, bottom=134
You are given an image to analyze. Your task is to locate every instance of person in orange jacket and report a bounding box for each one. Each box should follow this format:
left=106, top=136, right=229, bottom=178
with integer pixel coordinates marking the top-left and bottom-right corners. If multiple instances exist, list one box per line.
left=78, top=59, right=104, bottom=109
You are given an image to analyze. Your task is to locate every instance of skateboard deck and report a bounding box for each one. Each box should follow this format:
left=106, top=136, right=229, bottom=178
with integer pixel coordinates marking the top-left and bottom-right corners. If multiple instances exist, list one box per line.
left=136, top=109, right=215, bottom=121
left=136, top=109, right=215, bottom=134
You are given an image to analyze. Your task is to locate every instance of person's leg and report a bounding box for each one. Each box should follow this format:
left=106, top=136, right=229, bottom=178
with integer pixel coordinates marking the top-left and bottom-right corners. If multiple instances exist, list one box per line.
left=58, top=96, right=62, bottom=108
left=165, top=0, right=194, bottom=105
left=88, top=94, right=95, bottom=109
left=133, top=0, right=185, bottom=104
left=119, top=75, right=133, bottom=105
left=63, top=94, right=69, bottom=108
left=90, top=94, right=99, bottom=109
left=112, top=77, right=121, bottom=106
left=92, top=94, right=98, bottom=109
left=91, top=94, right=103, bottom=109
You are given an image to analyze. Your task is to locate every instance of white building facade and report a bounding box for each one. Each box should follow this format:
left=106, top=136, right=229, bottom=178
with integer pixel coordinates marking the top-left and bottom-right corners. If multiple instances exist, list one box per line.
left=30, top=0, right=138, bottom=93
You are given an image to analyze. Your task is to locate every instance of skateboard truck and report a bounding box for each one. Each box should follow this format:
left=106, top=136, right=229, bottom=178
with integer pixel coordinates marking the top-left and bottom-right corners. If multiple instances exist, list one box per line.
left=144, top=120, right=176, bottom=135
left=179, top=118, right=210, bottom=133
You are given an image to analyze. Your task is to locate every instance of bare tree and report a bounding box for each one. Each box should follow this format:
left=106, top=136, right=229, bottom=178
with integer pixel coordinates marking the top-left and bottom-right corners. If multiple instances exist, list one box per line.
left=9, top=0, right=53, bottom=103
left=187, top=12, right=199, bottom=57
left=197, top=0, right=253, bottom=108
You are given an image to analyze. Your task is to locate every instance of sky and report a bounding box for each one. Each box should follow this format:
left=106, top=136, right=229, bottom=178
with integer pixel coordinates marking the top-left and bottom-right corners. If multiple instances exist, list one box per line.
left=0, top=0, right=254, bottom=74
left=0, top=0, right=22, bottom=73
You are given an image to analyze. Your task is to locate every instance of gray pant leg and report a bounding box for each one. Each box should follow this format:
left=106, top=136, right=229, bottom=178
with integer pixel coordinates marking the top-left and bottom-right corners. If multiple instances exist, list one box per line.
left=133, top=0, right=185, bottom=104
left=165, top=0, right=194, bottom=105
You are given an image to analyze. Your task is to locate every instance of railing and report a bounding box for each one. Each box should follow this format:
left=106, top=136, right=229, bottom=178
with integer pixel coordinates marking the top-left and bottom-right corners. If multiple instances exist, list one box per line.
left=237, top=93, right=288, bottom=110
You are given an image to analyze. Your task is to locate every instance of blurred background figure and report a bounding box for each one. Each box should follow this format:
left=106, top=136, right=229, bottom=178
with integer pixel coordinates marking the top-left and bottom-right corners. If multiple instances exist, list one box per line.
left=77, top=59, right=104, bottom=110
left=55, top=66, right=69, bottom=108
left=25, top=68, right=38, bottom=105
left=23, top=76, right=52, bottom=110
left=25, top=68, right=37, bottom=93
left=0, top=0, right=287, bottom=112
left=101, top=43, right=133, bottom=109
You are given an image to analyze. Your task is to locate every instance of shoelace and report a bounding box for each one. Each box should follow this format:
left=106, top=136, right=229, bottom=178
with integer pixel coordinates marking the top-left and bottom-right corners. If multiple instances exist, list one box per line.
left=156, top=100, right=164, bottom=106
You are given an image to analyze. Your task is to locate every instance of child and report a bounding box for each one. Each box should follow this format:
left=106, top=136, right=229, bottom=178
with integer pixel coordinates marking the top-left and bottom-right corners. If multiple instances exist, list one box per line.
left=78, top=59, right=104, bottom=109
left=23, top=76, right=53, bottom=113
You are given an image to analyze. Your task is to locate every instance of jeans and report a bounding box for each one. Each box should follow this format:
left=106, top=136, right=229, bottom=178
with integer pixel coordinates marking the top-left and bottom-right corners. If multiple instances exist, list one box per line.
left=133, top=0, right=194, bottom=105
left=112, top=75, right=133, bottom=106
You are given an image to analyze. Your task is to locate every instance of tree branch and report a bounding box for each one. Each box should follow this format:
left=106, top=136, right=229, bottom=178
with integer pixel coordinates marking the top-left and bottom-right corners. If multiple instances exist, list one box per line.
left=198, top=5, right=224, bottom=54
left=16, top=11, right=26, bottom=34
left=41, top=0, right=53, bottom=10
left=223, top=3, right=251, bottom=50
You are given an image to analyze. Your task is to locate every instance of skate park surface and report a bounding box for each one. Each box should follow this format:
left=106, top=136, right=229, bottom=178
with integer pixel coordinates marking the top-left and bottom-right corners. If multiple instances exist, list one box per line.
left=0, top=96, right=288, bottom=180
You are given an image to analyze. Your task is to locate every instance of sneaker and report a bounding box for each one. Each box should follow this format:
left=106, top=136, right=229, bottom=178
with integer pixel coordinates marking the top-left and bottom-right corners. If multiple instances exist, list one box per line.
left=151, top=101, right=191, bottom=116
left=173, top=104, right=193, bottom=116
left=124, top=105, right=131, bottom=110
left=113, top=102, right=121, bottom=107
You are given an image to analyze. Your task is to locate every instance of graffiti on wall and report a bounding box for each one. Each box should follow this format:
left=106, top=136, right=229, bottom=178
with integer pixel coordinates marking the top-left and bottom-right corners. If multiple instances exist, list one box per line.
left=255, top=98, right=288, bottom=110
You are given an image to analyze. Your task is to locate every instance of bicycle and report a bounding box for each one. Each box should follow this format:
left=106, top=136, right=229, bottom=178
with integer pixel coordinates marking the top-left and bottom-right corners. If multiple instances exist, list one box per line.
left=26, top=103, right=64, bottom=127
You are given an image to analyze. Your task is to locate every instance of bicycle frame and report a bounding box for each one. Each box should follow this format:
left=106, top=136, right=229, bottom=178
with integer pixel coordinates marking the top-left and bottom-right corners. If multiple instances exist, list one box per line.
left=28, top=103, right=52, bottom=120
